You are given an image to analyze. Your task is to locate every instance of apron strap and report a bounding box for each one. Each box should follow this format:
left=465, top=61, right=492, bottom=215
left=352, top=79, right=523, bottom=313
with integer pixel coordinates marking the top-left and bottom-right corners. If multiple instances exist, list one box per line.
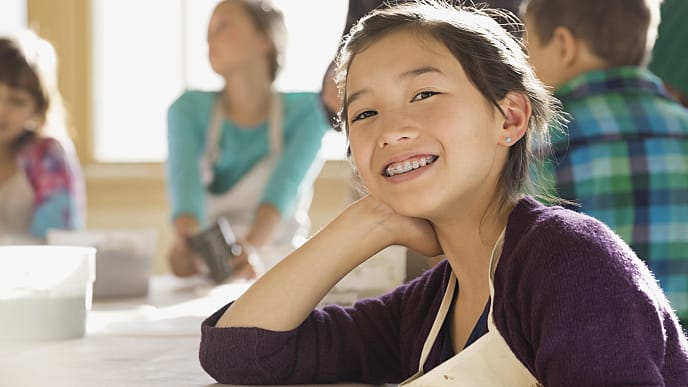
left=203, top=90, right=284, bottom=186
left=415, top=272, right=457, bottom=376
left=205, top=97, right=225, bottom=167
left=268, top=91, right=283, bottom=154
left=411, top=227, right=506, bottom=378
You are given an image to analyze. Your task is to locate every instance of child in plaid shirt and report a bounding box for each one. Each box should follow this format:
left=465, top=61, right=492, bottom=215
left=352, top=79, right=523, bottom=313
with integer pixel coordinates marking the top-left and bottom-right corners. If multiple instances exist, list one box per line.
left=522, top=0, right=688, bottom=326
left=0, top=31, right=85, bottom=240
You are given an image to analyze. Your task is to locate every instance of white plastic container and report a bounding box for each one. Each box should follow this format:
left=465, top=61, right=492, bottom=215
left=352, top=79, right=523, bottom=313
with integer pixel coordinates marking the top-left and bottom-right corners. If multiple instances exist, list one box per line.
left=0, top=245, right=96, bottom=341
left=46, top=229, right=155, bottom=298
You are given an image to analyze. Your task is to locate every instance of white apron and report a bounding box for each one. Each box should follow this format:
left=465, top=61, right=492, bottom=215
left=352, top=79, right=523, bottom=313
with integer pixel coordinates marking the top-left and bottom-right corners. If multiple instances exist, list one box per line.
left=400, top=230, right=541, bottom=387
left=0, top=170, right=35, bottom=238
left=201, top=92, right=311, bottom=270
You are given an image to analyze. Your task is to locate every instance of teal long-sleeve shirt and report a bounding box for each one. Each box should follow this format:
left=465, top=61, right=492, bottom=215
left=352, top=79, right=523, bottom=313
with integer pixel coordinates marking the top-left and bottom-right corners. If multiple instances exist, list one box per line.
left=166, top=91, right=328, bottom=226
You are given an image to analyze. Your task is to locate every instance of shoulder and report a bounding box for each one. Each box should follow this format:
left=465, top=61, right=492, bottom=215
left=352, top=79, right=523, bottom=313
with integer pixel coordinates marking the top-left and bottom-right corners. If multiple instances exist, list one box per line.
left=17, top=136, right=67, bottom=163
left=498, top=196, right=663, bottom=306
left=279, top=92, right=329, bottom=134
left=169, top=90, right=216, bottom=115
left=280, top=92, right=326, bottom=118
left=506, top=196, right=633, bottom=261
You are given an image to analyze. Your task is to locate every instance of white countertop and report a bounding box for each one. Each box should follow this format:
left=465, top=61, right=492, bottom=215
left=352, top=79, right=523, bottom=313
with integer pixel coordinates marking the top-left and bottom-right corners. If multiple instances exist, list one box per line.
left=0, top=275, right=380, bottom=387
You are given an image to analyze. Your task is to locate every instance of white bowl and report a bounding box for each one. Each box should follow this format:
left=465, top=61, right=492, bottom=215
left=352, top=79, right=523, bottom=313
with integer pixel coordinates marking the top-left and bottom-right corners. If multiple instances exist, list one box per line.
left=0, top=245, right=96, bottom=341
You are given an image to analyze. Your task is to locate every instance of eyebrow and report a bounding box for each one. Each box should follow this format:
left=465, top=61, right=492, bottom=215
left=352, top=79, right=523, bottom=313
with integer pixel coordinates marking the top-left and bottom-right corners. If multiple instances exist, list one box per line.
left=346, top=65, right=446, bottom=106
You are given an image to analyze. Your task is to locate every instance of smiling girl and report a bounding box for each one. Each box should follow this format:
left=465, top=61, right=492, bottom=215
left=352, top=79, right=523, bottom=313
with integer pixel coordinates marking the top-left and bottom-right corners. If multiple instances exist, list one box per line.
left=198, top=2, right=688, bottom=385
left=0, top=31, right=85, bottom=241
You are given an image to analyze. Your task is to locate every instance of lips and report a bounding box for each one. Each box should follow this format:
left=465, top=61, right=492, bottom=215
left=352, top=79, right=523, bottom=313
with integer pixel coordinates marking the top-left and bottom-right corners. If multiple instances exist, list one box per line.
left=383, top=155, right=438, bottom=177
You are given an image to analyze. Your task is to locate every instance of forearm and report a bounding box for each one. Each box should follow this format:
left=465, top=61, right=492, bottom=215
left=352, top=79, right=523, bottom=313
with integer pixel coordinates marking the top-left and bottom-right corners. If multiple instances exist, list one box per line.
left=216, top=201, right=393, bottom=330
left=168, top=214, right=201, bottom=276
left=244, top=203, right=281, bottom=249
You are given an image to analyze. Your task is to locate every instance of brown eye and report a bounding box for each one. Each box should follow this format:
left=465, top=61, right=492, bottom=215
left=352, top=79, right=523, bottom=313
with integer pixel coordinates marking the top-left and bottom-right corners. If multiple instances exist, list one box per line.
left=411, top=91, right=439, bottom=102
left=351, top=110, right=377, bottom=123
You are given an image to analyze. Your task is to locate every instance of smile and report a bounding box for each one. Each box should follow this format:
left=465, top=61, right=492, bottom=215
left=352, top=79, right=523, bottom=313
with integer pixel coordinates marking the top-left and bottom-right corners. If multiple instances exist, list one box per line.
left=383, top=155, right=438, bottom=177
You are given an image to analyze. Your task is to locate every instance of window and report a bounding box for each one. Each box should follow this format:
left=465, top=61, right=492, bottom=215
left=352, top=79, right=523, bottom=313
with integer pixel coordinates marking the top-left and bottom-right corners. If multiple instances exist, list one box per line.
left=91, top=0, right=348, bottom=163
left=0, top=0, right=27, bottom=35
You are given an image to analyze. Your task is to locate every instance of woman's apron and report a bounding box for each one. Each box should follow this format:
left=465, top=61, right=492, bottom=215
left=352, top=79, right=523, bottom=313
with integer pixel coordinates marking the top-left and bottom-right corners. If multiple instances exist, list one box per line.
left=0, top=170, right=35, bottom=239
left=400, top=230, right=541, bottom=387
left=201, top=92, right=311, bottom=270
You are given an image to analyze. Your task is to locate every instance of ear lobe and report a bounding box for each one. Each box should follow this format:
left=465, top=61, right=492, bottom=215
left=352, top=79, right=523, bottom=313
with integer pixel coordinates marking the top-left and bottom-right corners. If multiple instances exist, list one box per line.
left=553, top=26, right=577, bottom=67
left=259, top=33, right=274, bottom=56
left=500, top=92, right=531, bottom=146
left=25, top=115, right=41, bottom=130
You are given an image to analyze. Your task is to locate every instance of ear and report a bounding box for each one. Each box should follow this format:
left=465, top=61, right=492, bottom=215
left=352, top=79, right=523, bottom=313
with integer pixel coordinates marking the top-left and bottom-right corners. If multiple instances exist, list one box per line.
left=498, top=92, right=531, bottom=147
left=257, top=32, right=274, bottom=56
left=24, top=114, right=42, bottom=131
left=552, top=26, right=578, bottom=67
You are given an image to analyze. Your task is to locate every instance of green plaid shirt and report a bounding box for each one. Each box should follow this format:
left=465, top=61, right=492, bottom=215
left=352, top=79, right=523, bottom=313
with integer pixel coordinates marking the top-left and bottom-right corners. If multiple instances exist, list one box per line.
left=544, top=67, right=688, bottom=321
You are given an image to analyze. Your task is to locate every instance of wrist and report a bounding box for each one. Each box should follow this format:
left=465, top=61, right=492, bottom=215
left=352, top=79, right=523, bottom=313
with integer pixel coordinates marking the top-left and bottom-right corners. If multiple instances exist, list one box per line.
left=336, top=200, right=396, bottom=252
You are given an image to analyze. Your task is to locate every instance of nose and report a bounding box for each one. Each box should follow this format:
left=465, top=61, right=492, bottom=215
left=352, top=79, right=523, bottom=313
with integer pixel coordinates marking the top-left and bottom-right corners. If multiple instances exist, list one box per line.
left=377, top=113, right=418, bottom=148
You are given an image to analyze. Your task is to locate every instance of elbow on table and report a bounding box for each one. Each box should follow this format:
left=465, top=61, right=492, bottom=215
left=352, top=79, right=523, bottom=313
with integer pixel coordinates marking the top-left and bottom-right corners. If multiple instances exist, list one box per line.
left=199, top=343, right=259, bottom=385
left=199, top=331, right=278, bottom=385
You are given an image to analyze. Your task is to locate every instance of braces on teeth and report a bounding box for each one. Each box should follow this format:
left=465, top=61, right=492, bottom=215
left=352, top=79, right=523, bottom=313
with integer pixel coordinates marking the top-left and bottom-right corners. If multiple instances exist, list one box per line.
left=386, top=156, right=436, bottom=177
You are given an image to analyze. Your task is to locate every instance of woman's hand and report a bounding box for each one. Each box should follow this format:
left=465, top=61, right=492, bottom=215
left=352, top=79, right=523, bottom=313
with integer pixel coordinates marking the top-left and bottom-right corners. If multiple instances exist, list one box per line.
left=168, top=214, right=202, bottom=277
left=227, top=240, right=264, bottom=280
left=168, top=235, right=200, bottom=277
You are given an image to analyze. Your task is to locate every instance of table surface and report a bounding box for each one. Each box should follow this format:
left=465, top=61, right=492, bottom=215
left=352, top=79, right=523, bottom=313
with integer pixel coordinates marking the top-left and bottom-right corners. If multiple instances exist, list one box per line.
left=0, top=275, right=380, bottom=387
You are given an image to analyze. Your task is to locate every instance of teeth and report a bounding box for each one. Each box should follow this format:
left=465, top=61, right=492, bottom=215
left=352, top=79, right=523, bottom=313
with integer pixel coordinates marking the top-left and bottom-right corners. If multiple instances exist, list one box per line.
left=385, top=156, right=436, bottom=177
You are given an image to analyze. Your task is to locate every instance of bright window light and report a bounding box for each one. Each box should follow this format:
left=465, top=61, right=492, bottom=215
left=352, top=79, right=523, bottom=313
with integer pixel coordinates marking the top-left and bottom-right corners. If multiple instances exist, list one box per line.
left=92, top=0, right=348, bottom=163
left=0, top=0, right=27, bottom=35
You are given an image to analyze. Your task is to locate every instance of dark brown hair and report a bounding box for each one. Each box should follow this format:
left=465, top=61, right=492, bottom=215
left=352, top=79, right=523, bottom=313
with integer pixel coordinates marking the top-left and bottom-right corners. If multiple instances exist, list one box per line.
left=335, top=0, right=563, bottom=208
left=215, top=0, right=287, bottom=81
left=521, top=0, right=662, bottom=66
left=0, top=31, right=68, bottom=150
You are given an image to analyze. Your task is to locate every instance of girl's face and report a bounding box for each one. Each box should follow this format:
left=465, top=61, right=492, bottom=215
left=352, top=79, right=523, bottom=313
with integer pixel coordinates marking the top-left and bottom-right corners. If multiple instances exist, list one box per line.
left=206, top=0, right=272, bottom=77
left=0, top=83, right=38, bottom=148
left=345, top=30, right=509, bottom=220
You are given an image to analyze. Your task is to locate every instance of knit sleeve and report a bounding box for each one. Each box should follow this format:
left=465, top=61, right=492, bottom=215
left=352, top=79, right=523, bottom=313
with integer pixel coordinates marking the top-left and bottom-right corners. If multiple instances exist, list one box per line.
left=199, top=287, right=407, bottom=385
left=20, top=137, right=83, bottom=237
left=496, top=208, right=680, bottom=386
left=260, top=93, right=328, bottom=217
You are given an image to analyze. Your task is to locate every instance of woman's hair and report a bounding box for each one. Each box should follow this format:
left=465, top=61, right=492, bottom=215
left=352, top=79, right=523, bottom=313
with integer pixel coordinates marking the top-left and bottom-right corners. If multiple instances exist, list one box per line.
left=335, top=0, right=564, bottom=207
left=216, top=0, right=287, bottom=82
left=0, top=30, right=69, bottom=150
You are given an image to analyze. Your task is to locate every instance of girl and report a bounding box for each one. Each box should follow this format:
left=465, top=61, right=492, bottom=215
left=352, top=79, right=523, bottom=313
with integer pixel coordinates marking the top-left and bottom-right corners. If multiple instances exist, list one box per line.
left=0, top=31, right=85, bottom=242
left=166, top=0, right=328, bottom=279
left=199, top=2, right=688, bottom=385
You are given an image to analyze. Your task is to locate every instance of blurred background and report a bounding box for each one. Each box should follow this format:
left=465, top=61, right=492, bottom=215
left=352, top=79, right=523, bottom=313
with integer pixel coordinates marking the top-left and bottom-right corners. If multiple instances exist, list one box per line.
left=0, top=0, right=354, bottom=274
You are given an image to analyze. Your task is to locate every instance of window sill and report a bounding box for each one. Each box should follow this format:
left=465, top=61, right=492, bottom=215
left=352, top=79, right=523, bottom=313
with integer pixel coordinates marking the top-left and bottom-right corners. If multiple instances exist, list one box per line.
left=83, top=159, right=352, bottom=182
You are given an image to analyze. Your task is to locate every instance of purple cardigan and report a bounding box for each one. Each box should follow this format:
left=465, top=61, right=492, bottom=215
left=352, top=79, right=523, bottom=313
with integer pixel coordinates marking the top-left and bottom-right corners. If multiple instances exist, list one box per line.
left=200, top=197, right=688, bottom=385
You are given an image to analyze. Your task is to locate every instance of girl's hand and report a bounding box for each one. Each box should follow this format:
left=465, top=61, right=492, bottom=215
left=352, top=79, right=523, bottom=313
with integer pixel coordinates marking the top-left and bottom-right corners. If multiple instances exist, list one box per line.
left=216, top=195, right=441, bottom=330
left=349, top=195, right=443, bottom=257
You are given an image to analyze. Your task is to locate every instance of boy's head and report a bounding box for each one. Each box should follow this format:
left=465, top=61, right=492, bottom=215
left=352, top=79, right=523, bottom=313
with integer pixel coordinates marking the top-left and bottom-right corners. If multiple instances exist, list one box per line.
left=522, top=0, right=662, bottom=88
